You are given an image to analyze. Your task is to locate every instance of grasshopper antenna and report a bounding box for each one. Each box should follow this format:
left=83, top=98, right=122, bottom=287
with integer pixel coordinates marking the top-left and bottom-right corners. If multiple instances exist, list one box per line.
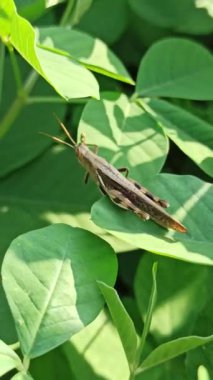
left=53, top=113, right=77, bottom=147
left=39, top=131, right=74, bottom=149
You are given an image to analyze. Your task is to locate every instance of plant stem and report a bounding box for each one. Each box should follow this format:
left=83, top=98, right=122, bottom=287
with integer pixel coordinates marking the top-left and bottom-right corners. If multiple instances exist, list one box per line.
left=0, top=42, right=5, bottom=106
left=8, top=45, right=23, bottom=92
left=130, top=263, right=158, bottom=378
left=23, top=356, right=30, bottom=372
left=60, top=0, right=76, bottom=26
left=9, top=341, right=20, bottom=350
left=0, top=70, right=38, bottom=138
left=27, top=96, right=86, bottom=104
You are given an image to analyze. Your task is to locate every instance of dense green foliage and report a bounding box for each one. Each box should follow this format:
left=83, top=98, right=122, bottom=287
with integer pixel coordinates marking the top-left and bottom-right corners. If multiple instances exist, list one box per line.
left=0, top=0, right=213, bottom=379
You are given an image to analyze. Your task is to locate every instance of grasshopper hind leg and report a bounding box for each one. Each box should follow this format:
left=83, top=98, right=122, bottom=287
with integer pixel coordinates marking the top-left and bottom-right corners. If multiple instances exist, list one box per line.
left=118, top=167, right=129, bottom=178
left=131, top=179, right=169, bottom=208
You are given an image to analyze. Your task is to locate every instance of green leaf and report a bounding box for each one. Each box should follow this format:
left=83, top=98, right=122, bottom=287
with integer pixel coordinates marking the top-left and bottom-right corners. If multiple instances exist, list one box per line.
left=0, top=339, right=23, bottom=376
left=91, top=174, right=213, bottom=265
left=68, top=0, right=94, bottom=26
left=37, top=27, right=134, bottom=85
left=15, top=0, right=45, bottom=22
left=2, top=224, right=117, bottom=358
left=30, top=347, right=72, bottom=380
left=63, top=310, right=130, bottom=380
left=1, top=0, right=99, bottom=99
left=176, top=6, right=213, bottom=35
left=134, top=255, right=208, bottom=342
left=78, top=0, right=129, bottom=44
left=196, top=0, right=213, bottom=18
left=78, top=92, right=168, bottom=181
left=98, top=282, right=138, bottom=371
left=130, top=0, right=192, bottom=28
left=136, top=38, right=213, bottom=100
left=138, top=335, right=213, bottom=373
left=141, top=98, right=213, bottom=177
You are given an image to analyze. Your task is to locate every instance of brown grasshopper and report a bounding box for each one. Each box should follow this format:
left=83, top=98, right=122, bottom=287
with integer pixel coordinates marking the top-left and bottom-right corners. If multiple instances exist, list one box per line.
left=44, top=118, right=187, bottom=233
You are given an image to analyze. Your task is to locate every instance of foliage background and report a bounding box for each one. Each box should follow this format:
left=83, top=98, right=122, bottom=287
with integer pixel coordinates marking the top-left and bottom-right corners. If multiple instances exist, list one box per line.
left=0, top=0, right=213, bottom=379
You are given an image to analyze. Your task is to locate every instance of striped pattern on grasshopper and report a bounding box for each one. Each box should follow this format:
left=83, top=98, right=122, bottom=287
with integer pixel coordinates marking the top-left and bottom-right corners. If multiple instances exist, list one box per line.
left=44, top=118, right=187, bottom=233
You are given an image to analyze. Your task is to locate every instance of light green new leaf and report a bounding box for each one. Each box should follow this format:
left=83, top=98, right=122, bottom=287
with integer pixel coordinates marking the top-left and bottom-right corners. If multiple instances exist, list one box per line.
left=78, top=92, right=168, bottom=181
left=98, top=282, right=138, bottom=371
left=92, top=174, right=213, bottom=265
left=2, top=224, right=117, bottom=358
left=138, top=335, right=213, bottom=373
left=141, top=98, right=213, bottom=177
left=0, top=340, right=23, bottom=376
left=37, top=27, right=134, bottom=84
left=1, top=0, right=99, bottom=99
left=136, top=38, right=213, bottom=100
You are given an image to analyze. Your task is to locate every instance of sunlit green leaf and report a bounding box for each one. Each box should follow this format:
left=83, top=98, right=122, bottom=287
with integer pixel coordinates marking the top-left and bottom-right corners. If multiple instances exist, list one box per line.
left=0, top=340, right=23, bottom=376
left=78, top=92, right=168, bottom=181
left=141, top=98, right=213, bottom=177
left=1, top=0, right=99, bottom=99
left=92, top=174, right=213, bottom=265
left=2, top=224, right=117, bottom=358
left=37, top=27, right=134, bottom=84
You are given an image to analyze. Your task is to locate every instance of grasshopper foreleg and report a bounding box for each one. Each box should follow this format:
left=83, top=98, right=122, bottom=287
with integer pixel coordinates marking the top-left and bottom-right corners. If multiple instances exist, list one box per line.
left=84, top=172, right=90, bottom=184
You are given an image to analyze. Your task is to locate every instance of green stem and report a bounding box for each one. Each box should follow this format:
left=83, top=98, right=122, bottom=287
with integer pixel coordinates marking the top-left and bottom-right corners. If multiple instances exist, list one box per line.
left=0, top=70, right=38, bottom=138
left=0, top=42, right=5, bottom=105
left=131, top=262, right=158, bottom=378
left=8, top=45, right=23, bottom=92
left=27, top=96, right=85, bottom=104
left=60, top=0, right=76, bottom=26
left=9, top=341, right=20, bottom=351
left=23, top=356, right=30, bottom=372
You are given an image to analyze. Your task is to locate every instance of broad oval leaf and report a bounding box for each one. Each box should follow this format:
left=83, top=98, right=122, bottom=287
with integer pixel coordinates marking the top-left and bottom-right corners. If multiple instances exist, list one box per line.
left=138, top=335, right=213, bottom=373
left=37, top=27, right=134, bottom=85
left=136, top=38, right=213, bottom=100
left=78, top=0, right=129, bottom=45
left=130, top=0, right=192, bottom=28
left=91, top=174, right=213, bottom=265
left=0, top=340, right=23, bottom=376
left=141, top=98, right=213, bottom=178
left=1, top=224, right=117, bottom=358
left=78, top=92, right=168, bottom=182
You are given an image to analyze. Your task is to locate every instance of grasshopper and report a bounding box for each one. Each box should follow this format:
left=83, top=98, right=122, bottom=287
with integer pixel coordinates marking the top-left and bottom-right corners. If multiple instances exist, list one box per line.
left=44, top=118, right=187, bottom=233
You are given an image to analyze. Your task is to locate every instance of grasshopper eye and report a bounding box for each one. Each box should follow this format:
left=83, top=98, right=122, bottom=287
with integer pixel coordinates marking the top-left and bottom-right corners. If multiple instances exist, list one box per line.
left=80, top=132, right=86, bottom=144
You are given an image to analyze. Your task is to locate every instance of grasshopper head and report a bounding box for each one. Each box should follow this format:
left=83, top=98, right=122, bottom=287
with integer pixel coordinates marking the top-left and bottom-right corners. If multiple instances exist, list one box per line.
left=80, top=132, right=86, bottom=144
